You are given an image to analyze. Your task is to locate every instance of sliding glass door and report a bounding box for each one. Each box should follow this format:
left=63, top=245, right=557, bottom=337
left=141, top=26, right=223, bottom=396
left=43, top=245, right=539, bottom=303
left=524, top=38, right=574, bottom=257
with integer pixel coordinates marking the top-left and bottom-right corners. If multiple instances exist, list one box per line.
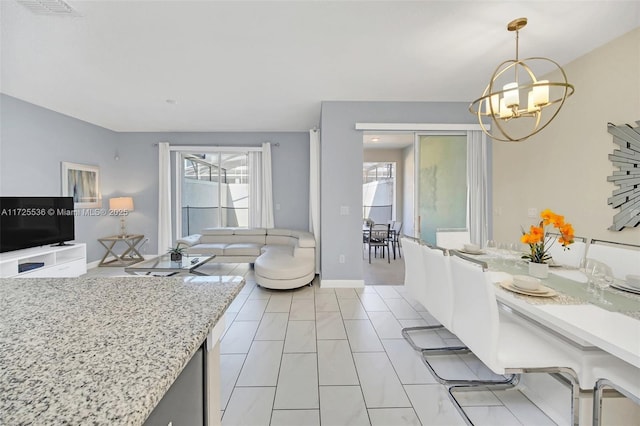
left=416, top=134, right=468, bottom=245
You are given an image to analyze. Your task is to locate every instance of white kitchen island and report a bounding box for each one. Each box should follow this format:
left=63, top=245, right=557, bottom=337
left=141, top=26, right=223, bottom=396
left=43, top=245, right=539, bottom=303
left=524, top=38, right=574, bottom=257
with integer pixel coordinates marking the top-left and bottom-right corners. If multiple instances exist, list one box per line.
left=0, top=275, right=244, bottom=425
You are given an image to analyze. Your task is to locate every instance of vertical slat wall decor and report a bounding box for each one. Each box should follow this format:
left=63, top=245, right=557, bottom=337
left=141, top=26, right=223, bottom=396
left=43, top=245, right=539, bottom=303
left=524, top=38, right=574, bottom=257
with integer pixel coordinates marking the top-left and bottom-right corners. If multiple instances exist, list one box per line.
left=607, top=121, right=640, bottom=231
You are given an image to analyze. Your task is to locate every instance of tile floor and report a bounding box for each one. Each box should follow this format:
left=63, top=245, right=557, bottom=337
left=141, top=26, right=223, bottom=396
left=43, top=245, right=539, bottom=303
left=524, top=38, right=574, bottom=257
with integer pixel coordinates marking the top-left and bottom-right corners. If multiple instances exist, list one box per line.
left=219, top=269, right=556, bottom=426
left=86, top=263, right=557, bottom=426
left=361, top=252, right=405, bottom=286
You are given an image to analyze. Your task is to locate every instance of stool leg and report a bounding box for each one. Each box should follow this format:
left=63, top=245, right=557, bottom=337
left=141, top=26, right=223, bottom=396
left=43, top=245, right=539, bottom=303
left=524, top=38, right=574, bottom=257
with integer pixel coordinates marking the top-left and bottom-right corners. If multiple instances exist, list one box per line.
left=592, top=378, right=640, bottom=426
left=593, top=380, right=604, bottom=426
left=448, top=367, right=580, bottom=426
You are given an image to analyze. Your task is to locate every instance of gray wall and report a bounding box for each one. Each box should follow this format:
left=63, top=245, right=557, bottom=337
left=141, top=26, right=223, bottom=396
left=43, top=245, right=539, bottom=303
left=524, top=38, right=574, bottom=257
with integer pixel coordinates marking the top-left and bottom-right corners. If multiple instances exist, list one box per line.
left=0, top=94, right=120, bottom=262
left=319, top=101, right=479, bottom=282
left=115, top=131, right=310, bottom=255
left=1, top=94, right=310, bottom=262
left=2, top=93, right=485, bottom=279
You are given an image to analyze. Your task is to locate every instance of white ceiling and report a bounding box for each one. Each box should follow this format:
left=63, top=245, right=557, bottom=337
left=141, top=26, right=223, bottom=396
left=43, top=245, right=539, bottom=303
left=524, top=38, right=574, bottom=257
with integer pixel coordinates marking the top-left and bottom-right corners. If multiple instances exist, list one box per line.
left=363, top=132, right=414, bottom=149
left=2, top=1, right=638, bottom=132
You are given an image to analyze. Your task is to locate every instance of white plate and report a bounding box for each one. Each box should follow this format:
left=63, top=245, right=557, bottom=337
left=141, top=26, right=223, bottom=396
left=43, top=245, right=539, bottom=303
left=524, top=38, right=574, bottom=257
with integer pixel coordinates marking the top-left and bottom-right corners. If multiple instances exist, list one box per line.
left=625, top=274, right=640, bottom=289
left=499, top=281, right=557, bottom=297
left=610, top=282, right=640, bottom=295
left=511, top=281, right=547, bottom=294
left=459, top=249, right=485, bottom=255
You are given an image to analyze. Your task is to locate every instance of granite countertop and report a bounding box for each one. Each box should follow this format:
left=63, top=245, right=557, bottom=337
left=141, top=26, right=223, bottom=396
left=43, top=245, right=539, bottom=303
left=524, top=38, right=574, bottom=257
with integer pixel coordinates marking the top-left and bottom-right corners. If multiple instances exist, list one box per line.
left=0, top=275, right=244, bottom=425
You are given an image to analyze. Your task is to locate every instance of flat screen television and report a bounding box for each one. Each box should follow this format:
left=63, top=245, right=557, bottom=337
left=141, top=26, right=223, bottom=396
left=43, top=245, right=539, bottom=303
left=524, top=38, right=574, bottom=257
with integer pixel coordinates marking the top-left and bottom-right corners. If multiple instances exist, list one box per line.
left=0, top=197, right=75, bottom=253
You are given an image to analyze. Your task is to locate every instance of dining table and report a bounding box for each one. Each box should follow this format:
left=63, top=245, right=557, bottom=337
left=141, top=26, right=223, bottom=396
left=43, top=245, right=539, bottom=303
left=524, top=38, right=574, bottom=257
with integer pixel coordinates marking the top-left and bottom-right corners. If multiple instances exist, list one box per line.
left=446, top=248, right=639, bottom=426
left=457, top=248, right=640, bottom=369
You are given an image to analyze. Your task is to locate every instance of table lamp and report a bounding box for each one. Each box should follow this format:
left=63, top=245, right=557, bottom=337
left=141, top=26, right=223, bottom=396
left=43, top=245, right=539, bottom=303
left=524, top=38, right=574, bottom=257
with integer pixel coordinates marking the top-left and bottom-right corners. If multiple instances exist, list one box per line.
left=109, top=196, right=134, bottom=237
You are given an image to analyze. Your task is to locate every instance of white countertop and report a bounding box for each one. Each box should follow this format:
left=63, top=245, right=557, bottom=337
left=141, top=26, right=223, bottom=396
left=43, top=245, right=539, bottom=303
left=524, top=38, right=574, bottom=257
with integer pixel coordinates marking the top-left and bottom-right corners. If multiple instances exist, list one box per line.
left=490, top=270, right=640, bottom=368
left=536, top=304, right=640, bottom=367
left=0, top=275, right=244, bottom=425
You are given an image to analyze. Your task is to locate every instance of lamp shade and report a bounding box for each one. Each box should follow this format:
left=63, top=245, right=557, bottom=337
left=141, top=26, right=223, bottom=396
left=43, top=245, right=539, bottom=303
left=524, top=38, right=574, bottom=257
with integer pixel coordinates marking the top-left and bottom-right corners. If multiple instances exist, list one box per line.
left=502, top=82, right=519, bottom=108
left=109, top=197, right=134, bottom=211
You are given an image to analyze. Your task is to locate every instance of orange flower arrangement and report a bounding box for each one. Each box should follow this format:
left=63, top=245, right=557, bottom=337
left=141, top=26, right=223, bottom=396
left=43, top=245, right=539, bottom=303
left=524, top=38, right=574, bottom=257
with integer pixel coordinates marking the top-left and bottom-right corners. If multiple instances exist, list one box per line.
left=521, top=209, right=574, bottom=264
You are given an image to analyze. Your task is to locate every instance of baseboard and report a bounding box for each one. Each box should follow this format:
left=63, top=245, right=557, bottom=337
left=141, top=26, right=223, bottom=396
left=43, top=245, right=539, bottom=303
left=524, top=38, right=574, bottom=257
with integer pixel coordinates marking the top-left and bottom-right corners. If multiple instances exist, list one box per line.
left=320, top=279, right=365, bottom=288
left=86, top=259, right=101, bottom=270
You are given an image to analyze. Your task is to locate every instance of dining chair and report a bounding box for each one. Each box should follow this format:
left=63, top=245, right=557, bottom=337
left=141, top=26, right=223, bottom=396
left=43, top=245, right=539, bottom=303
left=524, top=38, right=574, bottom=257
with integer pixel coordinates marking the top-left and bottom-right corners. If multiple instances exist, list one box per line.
left=546, top=232, right=587, bottom=243
left=362, top=220, right=371, bottom=258
left=367, top=223, right=390, bottom=263
left=435, top=228, right=471, bottom=250
left=389, top=221, right=403, bottom=259
left=546, top=233, right=587, bottom=268
left=402, top=240, right=508, bottom=388
left=447, top=252, right=604, bottom=426
left=400, top=237, right=428, bottom=317
left=587, top=239, right=640, bottom=279
left=418, top=244, right=457, bottom=346
left=400, top=238, right=449, bottom=350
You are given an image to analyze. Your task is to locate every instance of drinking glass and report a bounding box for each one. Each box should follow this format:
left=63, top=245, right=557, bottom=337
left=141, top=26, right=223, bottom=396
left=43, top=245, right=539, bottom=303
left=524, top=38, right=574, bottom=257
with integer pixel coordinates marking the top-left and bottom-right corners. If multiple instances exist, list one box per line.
left=507, top=242, right=520, bottom=257
left=582, top=259, right=613, bottom=304
left=497, top=242, right=509, bottom=254
left=591, top=262, right=613, bottom=305
left=580, top=258, right=597, bottom=273
left=506, top=242, right=523, bottom=267
left=496, top=242, right=511, bottom=265
left=485, top=240, right=496, bottom=253
left=580, top=258, right=599, bottom=294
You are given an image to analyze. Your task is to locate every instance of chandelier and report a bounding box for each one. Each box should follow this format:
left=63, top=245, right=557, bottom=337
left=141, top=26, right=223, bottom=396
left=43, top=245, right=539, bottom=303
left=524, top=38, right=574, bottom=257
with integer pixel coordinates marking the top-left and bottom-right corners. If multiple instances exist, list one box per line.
left=469, top=18, right=575, bottom=142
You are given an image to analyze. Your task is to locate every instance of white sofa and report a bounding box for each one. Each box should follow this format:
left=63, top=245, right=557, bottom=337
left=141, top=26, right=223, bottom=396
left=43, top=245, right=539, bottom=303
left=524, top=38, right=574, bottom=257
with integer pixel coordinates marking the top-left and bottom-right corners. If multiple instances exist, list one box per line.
left=176, top=227, right=316, bottom=290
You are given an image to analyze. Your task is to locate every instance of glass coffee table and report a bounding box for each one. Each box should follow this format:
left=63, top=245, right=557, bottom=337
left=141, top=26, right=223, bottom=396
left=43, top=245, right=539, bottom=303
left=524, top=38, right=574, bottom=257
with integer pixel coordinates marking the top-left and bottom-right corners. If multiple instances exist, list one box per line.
left=124, top=254, right=216, bottom=276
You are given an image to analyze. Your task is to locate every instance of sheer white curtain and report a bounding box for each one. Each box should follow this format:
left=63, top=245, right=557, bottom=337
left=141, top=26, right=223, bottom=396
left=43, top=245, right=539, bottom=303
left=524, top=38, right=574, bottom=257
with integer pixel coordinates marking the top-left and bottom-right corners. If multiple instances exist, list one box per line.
left=309, top=129, right=320, bottom=273
left=467, top=131, right=489, bottom=246
left=248, top=151, right=262, bottom=228
left=248, top=142, right=274, bottom=228
left=261, top=142, right=274, bottom=228
left=158, top=142, right=172, bottom=252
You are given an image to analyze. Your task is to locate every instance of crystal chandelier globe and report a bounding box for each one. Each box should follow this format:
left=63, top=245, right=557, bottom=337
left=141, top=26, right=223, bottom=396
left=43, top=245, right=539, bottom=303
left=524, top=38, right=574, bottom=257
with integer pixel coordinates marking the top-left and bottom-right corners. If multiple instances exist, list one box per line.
left=469, top=18, right=575, bottom=142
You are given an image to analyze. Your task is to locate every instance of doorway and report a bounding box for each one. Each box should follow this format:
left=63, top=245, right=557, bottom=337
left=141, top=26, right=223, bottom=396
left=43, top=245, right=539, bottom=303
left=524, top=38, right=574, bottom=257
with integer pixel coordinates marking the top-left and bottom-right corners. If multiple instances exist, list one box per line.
left=362, top=133, right=412, bottom=285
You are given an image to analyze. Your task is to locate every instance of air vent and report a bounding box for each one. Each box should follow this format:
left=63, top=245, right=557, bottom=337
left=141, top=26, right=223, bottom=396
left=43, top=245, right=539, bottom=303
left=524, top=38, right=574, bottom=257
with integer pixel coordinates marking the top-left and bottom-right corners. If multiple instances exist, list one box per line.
left=16, top=0, right=80, bottom=16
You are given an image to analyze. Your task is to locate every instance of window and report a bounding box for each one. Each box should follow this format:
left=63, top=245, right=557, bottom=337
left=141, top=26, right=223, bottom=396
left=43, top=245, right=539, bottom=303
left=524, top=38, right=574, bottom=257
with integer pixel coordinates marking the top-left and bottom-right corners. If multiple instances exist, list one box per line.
left=363, top=162, right=395, bottom=223
left=180, top=151, right=249, bottom=235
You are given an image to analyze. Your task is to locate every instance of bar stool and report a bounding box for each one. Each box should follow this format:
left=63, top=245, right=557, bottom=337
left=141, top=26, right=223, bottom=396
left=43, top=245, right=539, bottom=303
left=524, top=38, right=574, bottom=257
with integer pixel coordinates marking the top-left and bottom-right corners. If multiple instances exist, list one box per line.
left=587, top=239, right=640, bottom=279
left=546, top=232, right=587, bottom=268
left=400, top=238, right=468, bottom=355
left=446, top=252, right=606, bottom=426
left=399, top=237, right=427, bottom=325
left=435, top=228, right=470, bottom=250
left=592, top=360, right=640, bottom=426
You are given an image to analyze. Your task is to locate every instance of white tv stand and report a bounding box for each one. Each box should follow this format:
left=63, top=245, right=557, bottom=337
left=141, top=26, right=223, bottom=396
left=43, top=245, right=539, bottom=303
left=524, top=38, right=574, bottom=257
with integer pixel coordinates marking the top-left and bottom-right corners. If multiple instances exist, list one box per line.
left=0, top=243, right=87, bottom=278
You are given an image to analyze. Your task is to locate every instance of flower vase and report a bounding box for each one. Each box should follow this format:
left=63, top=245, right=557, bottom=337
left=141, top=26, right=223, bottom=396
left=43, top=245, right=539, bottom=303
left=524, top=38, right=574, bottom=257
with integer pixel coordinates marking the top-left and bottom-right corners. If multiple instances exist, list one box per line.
left=170, top=253, right=182, bottom=262
left=528, top=262, right=549, bottom=279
